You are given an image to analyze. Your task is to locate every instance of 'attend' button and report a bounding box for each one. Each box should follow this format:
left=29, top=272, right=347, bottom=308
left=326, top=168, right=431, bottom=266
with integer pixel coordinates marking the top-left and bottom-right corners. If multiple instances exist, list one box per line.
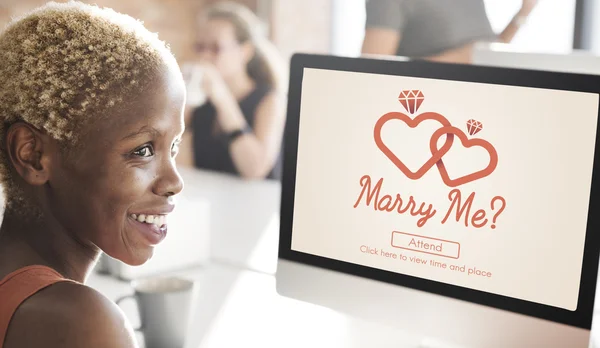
left=391, top=231, right=460, bottom=259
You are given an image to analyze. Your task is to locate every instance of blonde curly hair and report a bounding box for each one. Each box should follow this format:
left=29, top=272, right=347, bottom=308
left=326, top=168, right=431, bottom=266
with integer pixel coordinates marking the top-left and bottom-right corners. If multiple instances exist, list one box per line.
left=0, top=1, right=178, bottom=210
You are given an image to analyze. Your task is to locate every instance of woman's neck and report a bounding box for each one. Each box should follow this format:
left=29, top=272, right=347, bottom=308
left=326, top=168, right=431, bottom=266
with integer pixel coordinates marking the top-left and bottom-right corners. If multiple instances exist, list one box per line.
left=0, top=208, right=101, bottom=283
left=224, top=71, right=255, bottom=101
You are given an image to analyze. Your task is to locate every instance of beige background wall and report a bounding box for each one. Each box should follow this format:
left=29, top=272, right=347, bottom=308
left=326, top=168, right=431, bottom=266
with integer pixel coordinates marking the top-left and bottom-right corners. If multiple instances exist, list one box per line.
left=269, top=0, right=332, bottom=59
left=0, top=0, right=332, bottom=64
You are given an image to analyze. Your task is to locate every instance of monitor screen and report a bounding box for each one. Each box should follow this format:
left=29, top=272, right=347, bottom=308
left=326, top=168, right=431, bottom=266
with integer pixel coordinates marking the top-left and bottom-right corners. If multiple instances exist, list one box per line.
left=279, top=54, right=600, bottom=330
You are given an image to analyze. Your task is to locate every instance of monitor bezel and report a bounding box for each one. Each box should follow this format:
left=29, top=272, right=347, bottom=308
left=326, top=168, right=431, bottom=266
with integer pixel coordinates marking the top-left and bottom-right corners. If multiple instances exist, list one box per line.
left=278, top=53, right=600, bottom=330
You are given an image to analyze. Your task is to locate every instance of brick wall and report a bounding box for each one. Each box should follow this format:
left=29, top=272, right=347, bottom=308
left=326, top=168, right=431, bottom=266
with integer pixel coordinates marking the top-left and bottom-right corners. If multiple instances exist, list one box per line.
left=270, top=0, right=332, bottom=60
left=0, top=0, right=332, bottom=68
left=0, top=0, right=260, bottom=62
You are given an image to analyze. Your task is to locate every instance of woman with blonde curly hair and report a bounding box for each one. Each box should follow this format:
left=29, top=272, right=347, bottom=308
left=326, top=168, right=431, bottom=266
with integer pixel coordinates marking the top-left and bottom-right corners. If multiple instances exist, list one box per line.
left=178, top=1, right=287, bottom=180
left=0, top=1, right=185, bottom=347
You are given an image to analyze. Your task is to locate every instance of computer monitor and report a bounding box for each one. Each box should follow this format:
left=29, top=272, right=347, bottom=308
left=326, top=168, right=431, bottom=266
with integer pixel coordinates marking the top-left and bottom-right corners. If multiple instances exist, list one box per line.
left=276, top=53, right=600, bottom=348
left=472, top=42, right=600, bottom=75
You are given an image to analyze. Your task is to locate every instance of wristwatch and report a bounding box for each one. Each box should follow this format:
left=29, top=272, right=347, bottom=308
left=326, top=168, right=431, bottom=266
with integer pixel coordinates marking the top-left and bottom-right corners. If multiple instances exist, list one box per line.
left=225, top=126, right=251, bottom=144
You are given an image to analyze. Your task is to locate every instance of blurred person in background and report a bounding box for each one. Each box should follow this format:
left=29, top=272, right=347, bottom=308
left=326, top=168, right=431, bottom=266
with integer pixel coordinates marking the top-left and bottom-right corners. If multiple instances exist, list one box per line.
left=178, top=1, right=287, bottom=181
left=361, top=0, right=538, bottom=64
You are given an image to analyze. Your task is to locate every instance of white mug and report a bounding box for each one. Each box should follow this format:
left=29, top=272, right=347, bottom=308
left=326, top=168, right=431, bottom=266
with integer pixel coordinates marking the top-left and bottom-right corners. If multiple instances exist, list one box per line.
left=181, top=62, right=207, bottom=108
left=116, top=276, right=195, bottom=348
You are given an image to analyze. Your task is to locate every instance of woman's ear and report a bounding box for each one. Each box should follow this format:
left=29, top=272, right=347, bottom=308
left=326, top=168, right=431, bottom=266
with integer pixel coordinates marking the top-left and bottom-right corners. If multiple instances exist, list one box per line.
left=5, top=123, right=53, bottom=186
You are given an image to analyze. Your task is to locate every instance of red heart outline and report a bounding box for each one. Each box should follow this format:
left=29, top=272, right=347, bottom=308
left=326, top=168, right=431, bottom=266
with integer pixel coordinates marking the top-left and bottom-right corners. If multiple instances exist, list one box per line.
left=430, top=126, right=498, bottom=187
left=374, top=112, right=454, bottom=180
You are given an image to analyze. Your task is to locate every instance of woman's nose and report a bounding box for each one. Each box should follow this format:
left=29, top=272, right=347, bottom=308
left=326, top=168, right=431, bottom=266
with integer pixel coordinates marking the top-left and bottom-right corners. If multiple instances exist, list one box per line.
left=154, top=161, right=184, bottom=197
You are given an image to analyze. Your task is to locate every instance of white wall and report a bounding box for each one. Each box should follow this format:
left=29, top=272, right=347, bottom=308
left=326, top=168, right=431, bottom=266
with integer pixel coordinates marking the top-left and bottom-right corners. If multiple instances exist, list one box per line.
left=484, top=0, right=576, bottom=53
left=331, top=0, right=366, bottom=57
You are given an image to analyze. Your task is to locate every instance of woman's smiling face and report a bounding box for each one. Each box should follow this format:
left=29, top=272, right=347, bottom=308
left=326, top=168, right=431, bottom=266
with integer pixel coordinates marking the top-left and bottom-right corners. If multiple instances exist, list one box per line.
left=46, top=64, right=186, bottom=266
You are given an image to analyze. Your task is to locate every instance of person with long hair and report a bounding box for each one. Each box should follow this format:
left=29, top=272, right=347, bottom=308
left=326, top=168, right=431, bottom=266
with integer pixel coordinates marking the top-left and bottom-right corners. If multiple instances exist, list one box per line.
left=178, top=1, right=287, bottom=180
left=0, top=1, right=185, bottom=347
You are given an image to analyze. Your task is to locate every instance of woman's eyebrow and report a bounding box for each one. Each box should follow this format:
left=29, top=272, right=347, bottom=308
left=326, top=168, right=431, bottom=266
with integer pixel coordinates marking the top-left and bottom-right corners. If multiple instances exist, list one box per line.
left=121, top=126, right=162, bottom=140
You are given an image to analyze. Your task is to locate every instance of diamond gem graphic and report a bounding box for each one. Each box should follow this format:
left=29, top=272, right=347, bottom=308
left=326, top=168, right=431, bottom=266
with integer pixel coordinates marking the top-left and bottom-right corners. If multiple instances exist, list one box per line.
left=466, top=119, right=483, bottom=136
left=398, top=90, right=424, bottom=114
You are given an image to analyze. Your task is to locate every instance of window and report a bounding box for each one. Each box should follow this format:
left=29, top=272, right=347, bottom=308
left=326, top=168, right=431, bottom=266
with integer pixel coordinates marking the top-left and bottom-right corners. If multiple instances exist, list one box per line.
left=331, top=0, right=366, bottom=57
left=484, top=0, right=576, bottom=53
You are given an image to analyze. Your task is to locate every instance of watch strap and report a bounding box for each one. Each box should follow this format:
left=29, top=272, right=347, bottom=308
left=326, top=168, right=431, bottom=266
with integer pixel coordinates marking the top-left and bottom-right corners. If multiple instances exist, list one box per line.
left=225, top=126, right=251, bottom=144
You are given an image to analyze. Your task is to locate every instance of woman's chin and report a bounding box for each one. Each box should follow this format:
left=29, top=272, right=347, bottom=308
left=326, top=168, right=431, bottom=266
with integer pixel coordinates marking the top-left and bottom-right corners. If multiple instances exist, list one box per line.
left=109, top=247, right=155, bottom=267
left=128, top=249, right=155, bottom=266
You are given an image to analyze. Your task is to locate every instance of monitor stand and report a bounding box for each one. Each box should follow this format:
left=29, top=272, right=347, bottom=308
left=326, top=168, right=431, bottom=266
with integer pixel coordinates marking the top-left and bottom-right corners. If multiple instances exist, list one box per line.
left=276, top=259, right=593, bottom=348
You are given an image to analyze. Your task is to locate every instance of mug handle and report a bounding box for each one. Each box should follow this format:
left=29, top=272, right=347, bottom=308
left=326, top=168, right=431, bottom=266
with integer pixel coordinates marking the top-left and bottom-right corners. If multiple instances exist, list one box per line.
left=115, top=294, right=143, bottom=332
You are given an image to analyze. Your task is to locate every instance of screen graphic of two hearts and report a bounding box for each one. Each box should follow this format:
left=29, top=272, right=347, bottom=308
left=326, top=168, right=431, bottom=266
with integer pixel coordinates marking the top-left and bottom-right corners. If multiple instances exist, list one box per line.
left=374, top=90, right=498, bottom=187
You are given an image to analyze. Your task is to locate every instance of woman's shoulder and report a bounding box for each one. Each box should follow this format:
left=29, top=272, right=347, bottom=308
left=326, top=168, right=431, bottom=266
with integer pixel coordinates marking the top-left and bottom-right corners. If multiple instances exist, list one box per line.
left=4, top=281, right=137, bottom=348
left=254, top=88, right=286, bottom=114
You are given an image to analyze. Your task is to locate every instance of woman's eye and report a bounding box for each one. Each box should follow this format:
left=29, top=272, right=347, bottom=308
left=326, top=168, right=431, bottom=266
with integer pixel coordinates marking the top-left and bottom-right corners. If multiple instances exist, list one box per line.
left=133, top=145, right=154, bottom=157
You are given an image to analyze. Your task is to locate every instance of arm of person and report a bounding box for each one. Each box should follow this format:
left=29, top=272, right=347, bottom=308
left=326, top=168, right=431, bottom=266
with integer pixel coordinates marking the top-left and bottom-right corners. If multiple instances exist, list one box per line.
left=497, top=14, right=526, bottom=43
left=497, top=0, right=538, bottom=43
left=175, top=107, right=196, bottom=168
left=175, top=128, right=195, bottom=168
left=3, top=282, right=139, bottom=348
left=215, top=90, right=286, bottom=179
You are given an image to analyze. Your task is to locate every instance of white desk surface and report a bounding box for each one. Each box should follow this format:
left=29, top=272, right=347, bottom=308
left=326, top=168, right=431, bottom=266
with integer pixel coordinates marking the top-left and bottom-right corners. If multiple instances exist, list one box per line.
left=177, top=167, right=281, bottom=275
left=90, top=167, right=600, bottom=348
left=88, top=261, right=600, bottom=348
left=89, top=262, right=426, bottom=348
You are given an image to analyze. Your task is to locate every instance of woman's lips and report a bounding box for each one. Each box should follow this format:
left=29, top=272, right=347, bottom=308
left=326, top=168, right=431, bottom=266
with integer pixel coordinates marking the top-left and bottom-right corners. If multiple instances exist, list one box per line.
left=128, top=214, right=168, bottom=245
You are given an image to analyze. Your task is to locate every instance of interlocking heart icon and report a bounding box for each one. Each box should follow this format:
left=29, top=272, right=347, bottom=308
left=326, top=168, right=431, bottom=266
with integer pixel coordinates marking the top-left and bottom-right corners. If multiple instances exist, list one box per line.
left=374, top=111, right=498, bottom=187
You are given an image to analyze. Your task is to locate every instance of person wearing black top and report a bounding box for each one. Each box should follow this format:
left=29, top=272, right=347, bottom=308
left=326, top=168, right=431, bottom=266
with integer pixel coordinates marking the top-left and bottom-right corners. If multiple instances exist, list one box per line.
left=178, top=1, right=287, bottom=181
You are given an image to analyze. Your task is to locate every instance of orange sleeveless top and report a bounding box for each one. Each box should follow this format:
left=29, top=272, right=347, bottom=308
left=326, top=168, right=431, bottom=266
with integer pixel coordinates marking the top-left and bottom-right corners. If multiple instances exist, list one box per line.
left=0, top=265, right=70, bottom=348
